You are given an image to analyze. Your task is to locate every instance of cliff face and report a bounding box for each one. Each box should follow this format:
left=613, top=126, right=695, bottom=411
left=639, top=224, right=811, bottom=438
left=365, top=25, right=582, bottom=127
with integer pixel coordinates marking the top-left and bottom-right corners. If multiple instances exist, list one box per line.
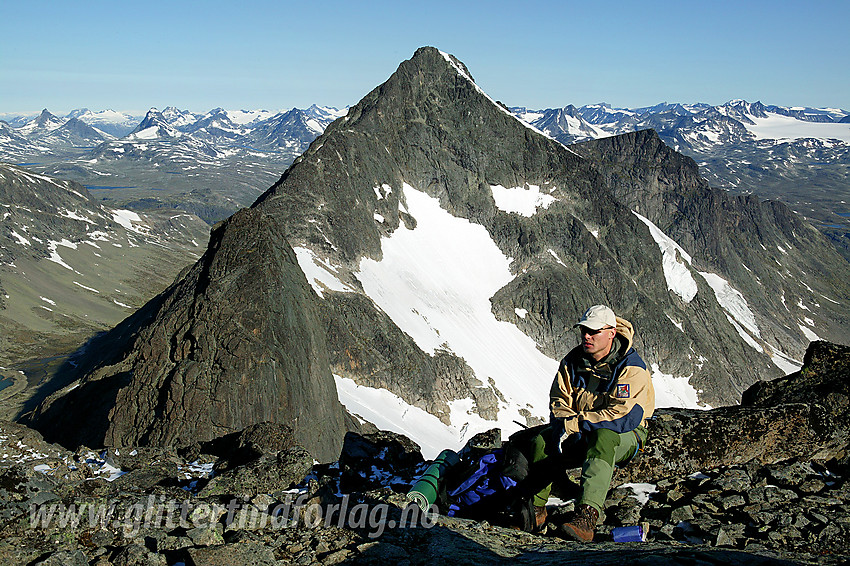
left=27, top=208, right=346, bottom=462
left=572, top=131, right=850, bottom=396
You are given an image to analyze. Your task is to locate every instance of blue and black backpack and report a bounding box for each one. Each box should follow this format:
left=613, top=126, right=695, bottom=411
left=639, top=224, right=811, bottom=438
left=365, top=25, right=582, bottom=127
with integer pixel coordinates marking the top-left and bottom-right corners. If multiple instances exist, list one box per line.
left=436, top=440, right=537, bottom=531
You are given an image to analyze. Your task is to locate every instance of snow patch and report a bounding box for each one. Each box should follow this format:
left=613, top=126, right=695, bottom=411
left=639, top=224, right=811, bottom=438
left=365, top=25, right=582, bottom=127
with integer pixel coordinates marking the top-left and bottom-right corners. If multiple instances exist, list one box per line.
left=59, top=209, right=95, bottom=224
left=111, top=209, right=143, bottom=231
left=619, top=482, right=658, bottom=505
left=293, top=247, right=355, bottom=298
left=548, top=249, right=567, bottom=267
left=633, top=212, right=698, bottom=302
left=357, top=182, right=557, bottom=440
left=768, top=347, right=802, bottom=374
left=10, top=231, right=29, bottom=246
left=335, top=375, right=468, bottom=460
left=699, top=272, right=760, bottom=338
left=46, top=239, right=78, bottom=271
left=73, top=281, right=100, bottom=293
left=666, top=314, right=684, bottom=332
left=651, top=363, right=708, bottom=409
left=725, top=314, right=763, bottom=353
left=798, top=324, right=821, bottom=342
left=491, top=184, right=557, bottom=217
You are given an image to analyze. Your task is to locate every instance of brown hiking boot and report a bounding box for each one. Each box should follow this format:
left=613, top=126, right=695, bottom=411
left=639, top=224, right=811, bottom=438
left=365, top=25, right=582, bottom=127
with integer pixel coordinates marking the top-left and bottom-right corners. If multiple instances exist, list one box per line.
left=510, top=504, right=548, bottom=532
left=534, top=505, right=548, bottom=531
left=558, top=504, right=599, bottom=542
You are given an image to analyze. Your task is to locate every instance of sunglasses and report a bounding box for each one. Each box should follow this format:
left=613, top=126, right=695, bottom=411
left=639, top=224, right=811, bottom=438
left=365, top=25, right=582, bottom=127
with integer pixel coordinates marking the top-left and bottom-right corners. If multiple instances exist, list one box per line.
left=579, top=326, right=614, bottom=336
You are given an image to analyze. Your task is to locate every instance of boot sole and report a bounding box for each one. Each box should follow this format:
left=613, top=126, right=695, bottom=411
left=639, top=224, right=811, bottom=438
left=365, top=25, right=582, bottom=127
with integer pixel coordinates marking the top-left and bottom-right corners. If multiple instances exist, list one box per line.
left=557, top=524, right=594, bottom=542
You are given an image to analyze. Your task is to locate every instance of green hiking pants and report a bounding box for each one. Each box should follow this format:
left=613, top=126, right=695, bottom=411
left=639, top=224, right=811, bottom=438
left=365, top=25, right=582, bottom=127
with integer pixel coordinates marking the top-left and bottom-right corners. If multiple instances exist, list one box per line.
left=514, top=424, right=647, bottom=512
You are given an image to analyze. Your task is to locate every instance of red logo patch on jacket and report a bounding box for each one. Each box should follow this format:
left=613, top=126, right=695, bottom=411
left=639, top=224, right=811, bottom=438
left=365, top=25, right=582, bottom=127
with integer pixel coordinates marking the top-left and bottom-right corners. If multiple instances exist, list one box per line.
left=615, top=384, right=630, bottom=398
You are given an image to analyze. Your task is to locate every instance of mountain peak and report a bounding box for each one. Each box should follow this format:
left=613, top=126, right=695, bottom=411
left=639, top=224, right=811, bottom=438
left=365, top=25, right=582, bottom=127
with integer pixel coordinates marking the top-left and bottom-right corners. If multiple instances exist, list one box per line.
left=128, top=108, right=180, bottom=139
left=66, top=108, right=90, bottom=119
left=36, top=109, right=59, bottom=123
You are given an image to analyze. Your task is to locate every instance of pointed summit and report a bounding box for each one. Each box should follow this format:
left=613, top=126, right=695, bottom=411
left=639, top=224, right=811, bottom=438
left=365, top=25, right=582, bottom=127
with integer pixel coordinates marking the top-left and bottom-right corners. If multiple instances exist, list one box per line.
left=18, top=109, right=66, bottom=136
left=127, top=108, right=181, bottom=139
left=256, top=45, right=581, bottom=257
left=160, top=106, right=199, bottom=128
left=36, top=108, right=57, bottom=124
left=49, top=117, right=113, bottom=145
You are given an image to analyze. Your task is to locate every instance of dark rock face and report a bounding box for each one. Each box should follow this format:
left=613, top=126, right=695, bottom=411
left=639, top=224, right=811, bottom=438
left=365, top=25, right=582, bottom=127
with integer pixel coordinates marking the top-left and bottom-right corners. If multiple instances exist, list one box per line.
left=195, top=421, right=299, bottom=471
left=618, top=340, right=850, bottom=484
left=742, top=341, right=850, bottom=416
left=741, top=340, right=850, bottom=467
left=197, top=447, right=313, bottom=499
left=26, top=209, right=347, bottom=462
left=618, top=403, right=835, bottom=485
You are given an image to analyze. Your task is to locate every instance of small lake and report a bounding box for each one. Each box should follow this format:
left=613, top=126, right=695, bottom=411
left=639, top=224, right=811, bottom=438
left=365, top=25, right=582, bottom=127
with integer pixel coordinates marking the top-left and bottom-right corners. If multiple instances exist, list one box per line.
left=0, top=375, right=13, bottom=392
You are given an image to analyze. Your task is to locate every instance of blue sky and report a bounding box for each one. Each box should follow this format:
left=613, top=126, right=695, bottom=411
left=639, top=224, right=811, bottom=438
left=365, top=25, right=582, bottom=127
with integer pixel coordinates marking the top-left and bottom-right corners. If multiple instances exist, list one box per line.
left=2, top=0, right=849, bottom=115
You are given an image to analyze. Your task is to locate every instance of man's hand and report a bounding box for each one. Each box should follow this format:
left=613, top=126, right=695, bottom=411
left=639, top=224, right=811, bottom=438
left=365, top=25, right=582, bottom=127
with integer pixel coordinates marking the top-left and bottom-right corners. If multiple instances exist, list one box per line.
left=549, top=416, right=581, bottom=454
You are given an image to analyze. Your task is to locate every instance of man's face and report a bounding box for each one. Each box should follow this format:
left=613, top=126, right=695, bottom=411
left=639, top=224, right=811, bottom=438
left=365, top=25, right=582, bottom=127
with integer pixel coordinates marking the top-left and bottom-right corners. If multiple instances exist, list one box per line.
left=579, top=325, right=616, bottom=361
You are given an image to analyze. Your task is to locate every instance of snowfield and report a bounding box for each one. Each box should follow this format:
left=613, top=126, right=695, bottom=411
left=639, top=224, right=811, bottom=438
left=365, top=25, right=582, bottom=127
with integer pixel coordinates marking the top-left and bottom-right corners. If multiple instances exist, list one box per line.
left=745, top=113, right=850, bottom=142
left=323, top=183, right=716, bottom=457
left=356, top=183, right=556, bottom=447
left=633, top=211, right=698, bottom=303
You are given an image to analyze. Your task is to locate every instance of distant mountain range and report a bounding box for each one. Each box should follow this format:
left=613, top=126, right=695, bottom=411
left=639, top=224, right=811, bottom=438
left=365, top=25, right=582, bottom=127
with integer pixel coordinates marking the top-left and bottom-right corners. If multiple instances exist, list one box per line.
left=511, top=101, right=850, bottom=260
left=0, top=105, right=347, bottom=224
left=2, top=99, right=847, bottom=259
left=1, top=105, right=347, bottom=157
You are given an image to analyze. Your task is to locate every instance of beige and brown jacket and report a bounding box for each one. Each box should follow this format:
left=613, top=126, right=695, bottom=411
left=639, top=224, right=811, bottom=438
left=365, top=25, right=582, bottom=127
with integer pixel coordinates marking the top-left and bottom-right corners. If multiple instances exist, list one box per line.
left=549, top=317, right=655, bottom=436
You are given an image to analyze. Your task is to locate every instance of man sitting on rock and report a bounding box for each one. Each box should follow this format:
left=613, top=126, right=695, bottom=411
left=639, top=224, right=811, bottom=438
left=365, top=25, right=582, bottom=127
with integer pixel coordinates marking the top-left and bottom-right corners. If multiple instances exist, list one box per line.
left=516, top=305, right=655, bottom=541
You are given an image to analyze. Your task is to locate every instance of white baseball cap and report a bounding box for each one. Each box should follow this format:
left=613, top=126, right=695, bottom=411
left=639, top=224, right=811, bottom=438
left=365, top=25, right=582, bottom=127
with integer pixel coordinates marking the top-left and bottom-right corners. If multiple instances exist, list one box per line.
left=575, top=305, right=616, bottom=330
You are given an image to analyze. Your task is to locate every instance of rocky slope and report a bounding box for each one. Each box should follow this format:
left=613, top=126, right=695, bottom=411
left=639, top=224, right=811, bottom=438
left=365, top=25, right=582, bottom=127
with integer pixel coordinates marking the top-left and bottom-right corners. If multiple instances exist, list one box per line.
left=23, top=47, right=850, bottom=462
left=24, top=209, right=350, bottom=462
left=0, top=164, right=207, bottom=383
left=513, top=101, right=850, bottom=262
left=1, top=341, right=848, bottom=565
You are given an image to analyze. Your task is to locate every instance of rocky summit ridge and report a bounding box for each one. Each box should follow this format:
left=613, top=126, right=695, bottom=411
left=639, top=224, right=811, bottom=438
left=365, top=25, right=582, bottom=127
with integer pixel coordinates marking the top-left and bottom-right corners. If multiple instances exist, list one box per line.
left=0, top=341, right=848, bottom=565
